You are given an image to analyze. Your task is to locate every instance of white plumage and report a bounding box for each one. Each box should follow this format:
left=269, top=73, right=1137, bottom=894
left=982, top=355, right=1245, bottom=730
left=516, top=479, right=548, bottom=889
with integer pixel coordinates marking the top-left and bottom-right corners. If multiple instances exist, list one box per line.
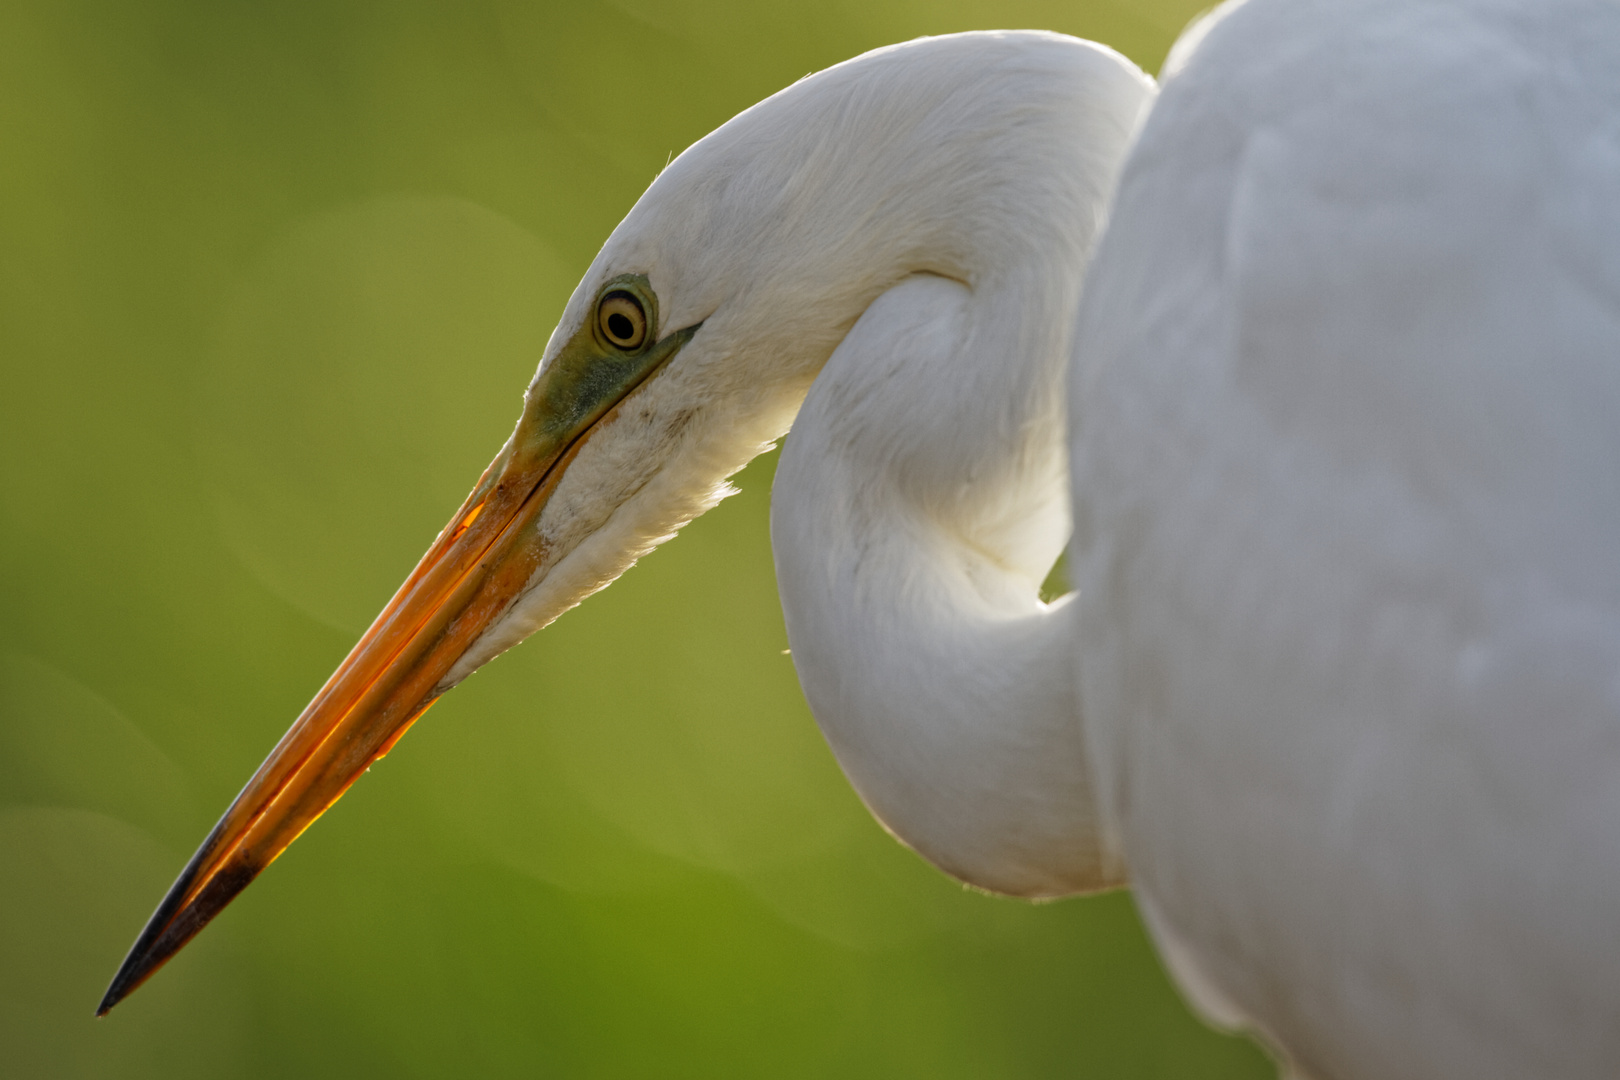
left=466, top=5, right=1620, bottom=1074
left=1069, top=2, right=1620, bottom=1075
left=105, top=2, right=1620, bottom=1075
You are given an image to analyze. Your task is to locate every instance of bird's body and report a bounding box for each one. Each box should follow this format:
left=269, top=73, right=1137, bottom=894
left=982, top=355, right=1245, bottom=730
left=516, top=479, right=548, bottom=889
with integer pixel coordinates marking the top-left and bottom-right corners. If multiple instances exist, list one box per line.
left=101, top=2, right=1620, bottom=1078
left=1071, top=3, right=1620, bottom=1076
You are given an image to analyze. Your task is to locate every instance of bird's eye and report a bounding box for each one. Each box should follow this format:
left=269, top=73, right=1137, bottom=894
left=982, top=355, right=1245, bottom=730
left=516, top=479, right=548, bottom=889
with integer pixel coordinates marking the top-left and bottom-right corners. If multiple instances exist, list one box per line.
left=598, top=291, right=648, bottom=350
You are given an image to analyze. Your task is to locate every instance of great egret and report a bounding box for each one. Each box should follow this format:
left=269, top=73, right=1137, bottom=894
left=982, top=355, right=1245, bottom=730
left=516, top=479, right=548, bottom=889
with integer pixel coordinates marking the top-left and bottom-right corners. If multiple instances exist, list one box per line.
left=99, top=1, right=1620, bottom=1077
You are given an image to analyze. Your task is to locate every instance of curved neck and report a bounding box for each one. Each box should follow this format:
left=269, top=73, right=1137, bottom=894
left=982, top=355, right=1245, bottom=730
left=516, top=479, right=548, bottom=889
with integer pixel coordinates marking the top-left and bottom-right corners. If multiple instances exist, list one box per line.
left=760, top=42, right=1150, bottom=898
left=772, top=268, right=1126, bottom=897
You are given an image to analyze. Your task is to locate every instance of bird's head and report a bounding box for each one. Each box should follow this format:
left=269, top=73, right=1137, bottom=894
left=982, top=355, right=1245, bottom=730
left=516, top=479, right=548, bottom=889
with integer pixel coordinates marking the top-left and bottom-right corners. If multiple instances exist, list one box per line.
left=99, top=30, right=1148, bottom=1014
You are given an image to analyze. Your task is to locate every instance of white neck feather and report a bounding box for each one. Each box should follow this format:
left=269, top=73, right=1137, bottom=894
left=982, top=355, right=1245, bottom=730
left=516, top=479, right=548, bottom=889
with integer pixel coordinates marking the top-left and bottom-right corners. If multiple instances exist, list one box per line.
left=772, top=275, right=1118, bottom=897
left=766, top=40, right=1151, bottom=896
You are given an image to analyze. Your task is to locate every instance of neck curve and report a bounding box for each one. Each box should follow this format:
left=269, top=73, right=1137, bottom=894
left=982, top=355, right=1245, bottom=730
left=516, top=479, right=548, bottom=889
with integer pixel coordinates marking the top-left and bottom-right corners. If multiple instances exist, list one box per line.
left=767, top=39, right=1151, bottom=896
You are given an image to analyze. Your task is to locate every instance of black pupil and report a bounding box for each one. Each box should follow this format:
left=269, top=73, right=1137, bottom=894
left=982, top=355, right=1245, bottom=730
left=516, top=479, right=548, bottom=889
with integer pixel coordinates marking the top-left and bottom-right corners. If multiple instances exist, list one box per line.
left=607, top=312, right=636, bottom=343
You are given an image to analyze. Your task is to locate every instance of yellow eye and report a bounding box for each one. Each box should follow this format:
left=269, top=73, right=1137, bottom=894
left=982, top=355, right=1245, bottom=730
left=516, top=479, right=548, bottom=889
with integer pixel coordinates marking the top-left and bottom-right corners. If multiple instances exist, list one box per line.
left=598, top=291, right=648, bottom=350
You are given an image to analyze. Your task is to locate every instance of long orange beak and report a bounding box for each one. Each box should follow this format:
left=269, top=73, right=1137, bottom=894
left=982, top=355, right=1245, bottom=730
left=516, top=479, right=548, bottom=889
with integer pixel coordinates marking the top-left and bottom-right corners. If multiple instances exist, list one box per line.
left=98, top=278, right=697, bottom=1015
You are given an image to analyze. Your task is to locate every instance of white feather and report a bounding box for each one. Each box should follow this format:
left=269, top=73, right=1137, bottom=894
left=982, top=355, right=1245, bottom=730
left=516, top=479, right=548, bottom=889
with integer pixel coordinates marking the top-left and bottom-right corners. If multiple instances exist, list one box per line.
left=441, top=9, right=1620, bottom=1078
left=1072, top=2, right=1620, bottom=1077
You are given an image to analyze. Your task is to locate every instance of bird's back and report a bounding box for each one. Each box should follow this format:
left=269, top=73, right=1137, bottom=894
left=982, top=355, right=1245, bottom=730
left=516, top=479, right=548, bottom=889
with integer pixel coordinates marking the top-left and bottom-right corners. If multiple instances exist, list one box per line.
left=1068, top=1, right=1620, bottom=1076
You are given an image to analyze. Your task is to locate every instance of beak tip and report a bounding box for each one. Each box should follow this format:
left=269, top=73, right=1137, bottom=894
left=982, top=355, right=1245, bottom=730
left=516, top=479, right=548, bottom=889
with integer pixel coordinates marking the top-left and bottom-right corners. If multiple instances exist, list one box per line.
left=95, top=942, right=157, bottom=1018
left=95, top=954, right=145, bottom=1018
left=97, top=849, right=264, bottom=1017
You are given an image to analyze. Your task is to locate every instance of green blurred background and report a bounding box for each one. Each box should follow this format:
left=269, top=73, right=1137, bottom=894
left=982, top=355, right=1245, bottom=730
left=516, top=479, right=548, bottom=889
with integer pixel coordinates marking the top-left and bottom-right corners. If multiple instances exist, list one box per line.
left=0, top=1, right=1274, bottom=1076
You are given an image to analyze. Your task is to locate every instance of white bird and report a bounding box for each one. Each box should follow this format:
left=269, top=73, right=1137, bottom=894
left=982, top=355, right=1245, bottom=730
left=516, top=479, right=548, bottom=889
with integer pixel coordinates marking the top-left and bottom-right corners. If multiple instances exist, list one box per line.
left=100, top=2, right=1620, bottom=1077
